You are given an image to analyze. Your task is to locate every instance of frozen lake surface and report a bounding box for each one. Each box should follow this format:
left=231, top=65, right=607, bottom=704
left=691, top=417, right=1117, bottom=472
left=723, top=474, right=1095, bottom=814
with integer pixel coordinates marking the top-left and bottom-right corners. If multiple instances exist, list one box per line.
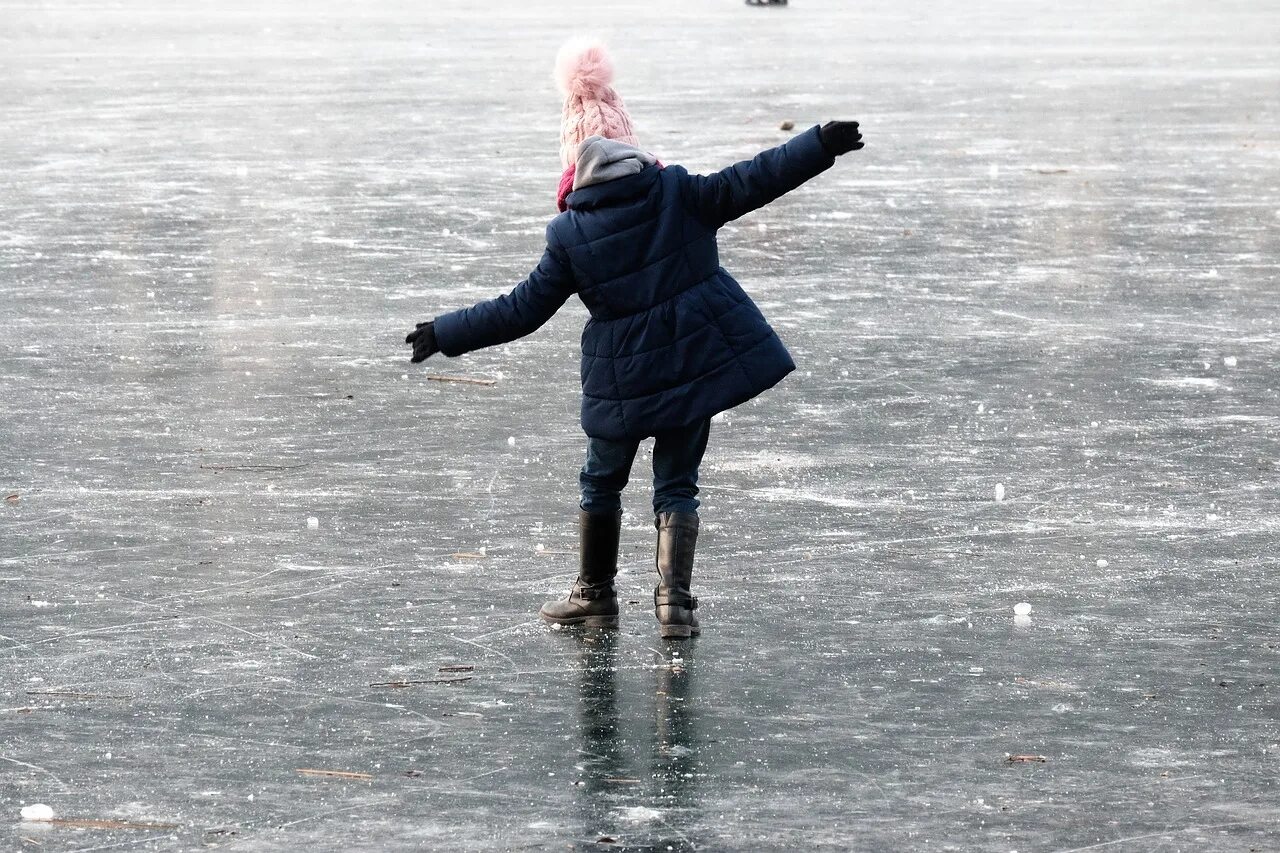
left=3, top=0, right=1278, bottom=850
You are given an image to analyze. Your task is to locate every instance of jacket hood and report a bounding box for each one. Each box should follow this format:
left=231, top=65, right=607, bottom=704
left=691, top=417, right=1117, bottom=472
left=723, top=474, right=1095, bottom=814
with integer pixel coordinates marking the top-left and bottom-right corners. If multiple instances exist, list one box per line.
left=573, top=135, right=658, bottom=191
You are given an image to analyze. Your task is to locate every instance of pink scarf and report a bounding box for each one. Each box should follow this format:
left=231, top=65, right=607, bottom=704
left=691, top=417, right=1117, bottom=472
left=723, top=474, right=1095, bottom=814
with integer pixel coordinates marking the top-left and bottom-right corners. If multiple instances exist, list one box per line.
left=556, top=164, right=576, bottom=212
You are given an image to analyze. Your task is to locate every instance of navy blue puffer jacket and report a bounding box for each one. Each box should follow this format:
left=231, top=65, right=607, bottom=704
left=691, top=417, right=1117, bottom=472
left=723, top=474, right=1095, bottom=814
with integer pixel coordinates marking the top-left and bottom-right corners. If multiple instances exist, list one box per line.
left=433, top=125, right=836, bottom=441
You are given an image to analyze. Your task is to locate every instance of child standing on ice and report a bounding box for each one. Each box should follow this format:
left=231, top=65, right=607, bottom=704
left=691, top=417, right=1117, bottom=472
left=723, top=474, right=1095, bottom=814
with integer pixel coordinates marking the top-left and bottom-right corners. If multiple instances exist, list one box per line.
left=405, top=40, right=863, bottom=638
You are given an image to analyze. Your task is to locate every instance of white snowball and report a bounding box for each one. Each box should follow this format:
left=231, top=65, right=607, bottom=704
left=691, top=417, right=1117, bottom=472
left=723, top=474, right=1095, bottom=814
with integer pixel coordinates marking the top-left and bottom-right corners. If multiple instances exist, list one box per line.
left=1223, top=356, right=1237, bottom=367
left=507, top=436, right=516, bottom=446
left=1096, top=558, right=1109, bottom=568
left=1013, top=602, right=1032, bottom=616
left=994, top=483, right=1006, bottom=502
left=21, top=804, right=54, bottom=821
left=306, top=516, right=319, bottom=530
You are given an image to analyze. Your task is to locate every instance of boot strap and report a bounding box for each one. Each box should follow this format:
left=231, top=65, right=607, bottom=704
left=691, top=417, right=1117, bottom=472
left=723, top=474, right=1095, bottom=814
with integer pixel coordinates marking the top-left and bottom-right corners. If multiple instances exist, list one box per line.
left=654, top=589, right=697, bottom=610
left=576, top=581, right=615, bottom=602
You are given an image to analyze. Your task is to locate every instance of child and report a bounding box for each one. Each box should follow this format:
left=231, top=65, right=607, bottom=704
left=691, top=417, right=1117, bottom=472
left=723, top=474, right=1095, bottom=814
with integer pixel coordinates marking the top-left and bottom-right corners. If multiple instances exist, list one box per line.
left=405, top=40, right=863, bottom=638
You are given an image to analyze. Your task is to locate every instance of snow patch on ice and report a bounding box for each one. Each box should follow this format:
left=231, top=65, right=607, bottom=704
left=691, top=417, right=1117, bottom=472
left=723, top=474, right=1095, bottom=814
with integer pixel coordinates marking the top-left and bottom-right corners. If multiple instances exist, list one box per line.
left=615, top=806, right=664, bottom=824
left=21, top=804, right=54, bottom=821
left=1128, top=747, right=1194, bottom=767
left=751, top=487, right=864, bottom=508
left=1145, top=377, right=1224, bottom=389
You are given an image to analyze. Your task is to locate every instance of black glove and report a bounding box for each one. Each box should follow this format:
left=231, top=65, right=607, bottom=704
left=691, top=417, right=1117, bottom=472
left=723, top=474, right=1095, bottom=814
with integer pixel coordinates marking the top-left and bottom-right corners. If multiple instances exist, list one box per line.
left=819, top=121, right=864, bottom=156
left=405, top=321, right=439, bottom=363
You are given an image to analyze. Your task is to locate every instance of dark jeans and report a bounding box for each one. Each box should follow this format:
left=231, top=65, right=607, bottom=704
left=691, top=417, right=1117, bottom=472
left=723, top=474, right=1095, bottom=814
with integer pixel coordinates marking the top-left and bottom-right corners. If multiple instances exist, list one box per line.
left=579, top=419, right=711, bottom=516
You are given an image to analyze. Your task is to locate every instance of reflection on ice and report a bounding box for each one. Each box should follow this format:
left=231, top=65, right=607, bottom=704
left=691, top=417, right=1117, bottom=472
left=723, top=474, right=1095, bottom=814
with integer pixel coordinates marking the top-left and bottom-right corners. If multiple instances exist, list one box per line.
left=566, top=631, right=700, bottom=848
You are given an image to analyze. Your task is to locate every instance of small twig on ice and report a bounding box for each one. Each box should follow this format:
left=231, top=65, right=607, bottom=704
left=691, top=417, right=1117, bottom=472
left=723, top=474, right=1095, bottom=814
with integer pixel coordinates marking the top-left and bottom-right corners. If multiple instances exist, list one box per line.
left=369, top=676, right=473, bottom=688
left=36, top=818, right=180, bottom=830
left=199, top=463, right=308, bottom=472
left=296, top=768, right=373, bottom=781
left=425, top=374, right=497, bottom=386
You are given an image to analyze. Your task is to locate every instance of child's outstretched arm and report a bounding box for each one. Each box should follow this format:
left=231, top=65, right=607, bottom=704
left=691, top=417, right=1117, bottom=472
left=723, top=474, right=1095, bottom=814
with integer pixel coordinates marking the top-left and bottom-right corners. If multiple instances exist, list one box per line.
left=405, top=235, right=576, bottom=363
left=685, top=121, right=863, bottom=228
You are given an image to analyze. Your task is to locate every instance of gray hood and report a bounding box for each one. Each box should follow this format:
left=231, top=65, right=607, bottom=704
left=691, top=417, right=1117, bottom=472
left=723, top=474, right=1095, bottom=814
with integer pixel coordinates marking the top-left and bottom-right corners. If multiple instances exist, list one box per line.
left=573, top=136, right=658, bottom=191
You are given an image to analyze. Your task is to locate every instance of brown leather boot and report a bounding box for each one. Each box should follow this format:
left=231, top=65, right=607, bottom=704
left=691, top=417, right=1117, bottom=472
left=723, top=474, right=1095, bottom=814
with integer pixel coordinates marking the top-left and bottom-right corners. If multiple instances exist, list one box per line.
left=539, top=509, right=623, bottom=628
left=654, top=511, right=700, bottom=639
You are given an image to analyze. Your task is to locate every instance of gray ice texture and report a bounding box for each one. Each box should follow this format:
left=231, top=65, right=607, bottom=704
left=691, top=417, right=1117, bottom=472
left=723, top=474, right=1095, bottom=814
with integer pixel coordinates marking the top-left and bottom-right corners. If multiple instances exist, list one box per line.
left=2, top=0, right=1278, bottom=851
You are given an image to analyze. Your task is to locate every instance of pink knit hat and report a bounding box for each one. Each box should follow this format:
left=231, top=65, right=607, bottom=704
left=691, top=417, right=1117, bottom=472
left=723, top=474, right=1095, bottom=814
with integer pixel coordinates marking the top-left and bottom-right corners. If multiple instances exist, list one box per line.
left=555, top=38, right=639, bottom=169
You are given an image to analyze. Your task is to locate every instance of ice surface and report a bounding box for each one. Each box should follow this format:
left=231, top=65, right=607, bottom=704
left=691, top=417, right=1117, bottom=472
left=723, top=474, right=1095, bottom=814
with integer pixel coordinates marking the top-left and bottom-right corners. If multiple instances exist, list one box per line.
left=3, top=0, right=1279, bottom=851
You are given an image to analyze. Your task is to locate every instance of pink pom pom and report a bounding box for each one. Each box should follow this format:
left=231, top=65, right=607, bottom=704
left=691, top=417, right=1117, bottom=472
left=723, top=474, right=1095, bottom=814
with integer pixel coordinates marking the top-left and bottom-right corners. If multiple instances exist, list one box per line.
left=555, top=38, right=616, bottom=100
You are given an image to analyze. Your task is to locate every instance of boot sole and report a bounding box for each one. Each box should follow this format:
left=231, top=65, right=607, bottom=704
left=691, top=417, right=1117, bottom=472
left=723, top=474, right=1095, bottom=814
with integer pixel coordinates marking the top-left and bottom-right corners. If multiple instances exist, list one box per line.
left=658, top=624, right=700, bottom=639
left=540, top=612, right=619, bottom=629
